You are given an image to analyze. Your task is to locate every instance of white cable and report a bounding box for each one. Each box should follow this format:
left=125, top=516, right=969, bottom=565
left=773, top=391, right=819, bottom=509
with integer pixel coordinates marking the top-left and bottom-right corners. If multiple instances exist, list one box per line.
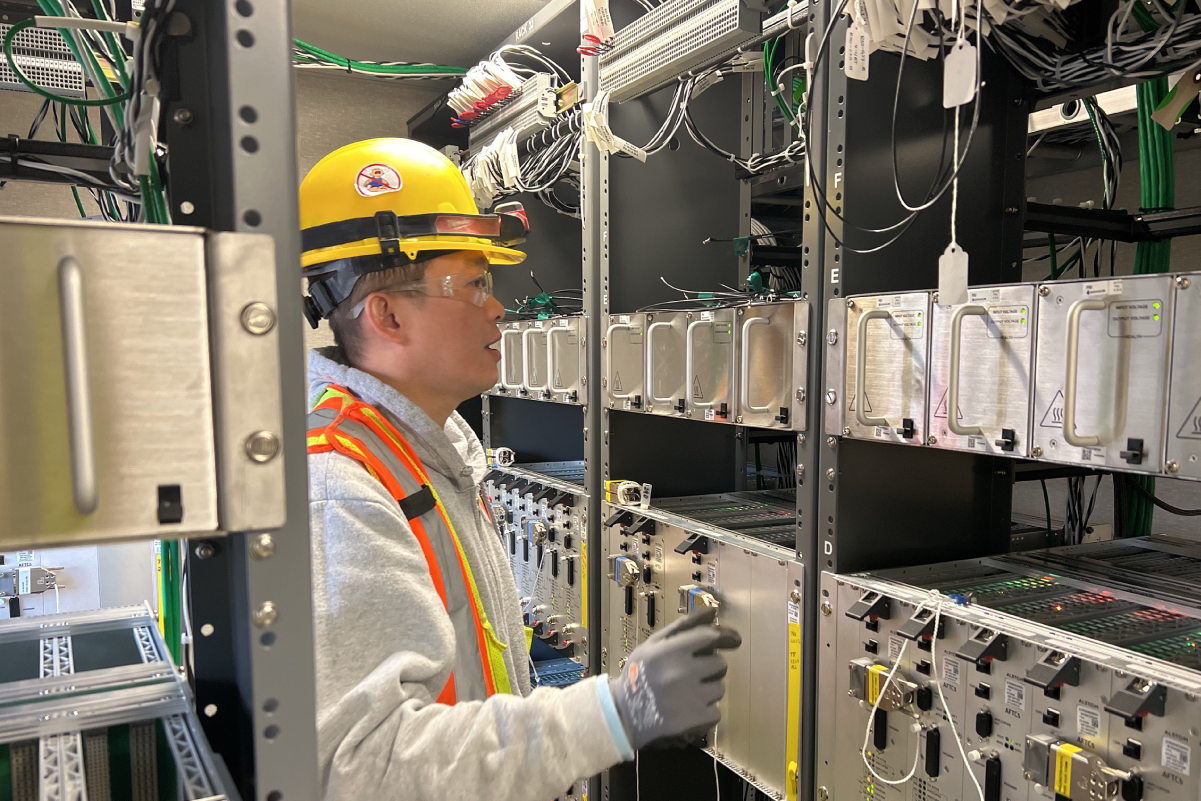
left=714, top=722, right=721, bottom=801
left=635, top=750, right=641, bottom=801
left=859, top=634, right=922, bottom=785
left=928, top=591, right=985, bottom=801
left=54, top=584, right=61, bottom=614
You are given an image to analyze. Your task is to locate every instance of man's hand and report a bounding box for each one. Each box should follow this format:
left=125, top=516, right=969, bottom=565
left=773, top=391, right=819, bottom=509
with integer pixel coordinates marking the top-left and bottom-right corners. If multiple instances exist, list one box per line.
left=608, top=607, right=742, bottom=751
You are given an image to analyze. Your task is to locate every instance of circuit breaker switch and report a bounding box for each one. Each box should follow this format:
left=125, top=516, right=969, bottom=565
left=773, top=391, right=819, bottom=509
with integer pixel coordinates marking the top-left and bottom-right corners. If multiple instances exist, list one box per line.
left=609, top=555, right=639, bottom=587
left=848, top=658, right=917, bottom=712
left=1024, top=735, right=1129, bottom=801
left=678, top=584, right=719, bottom=614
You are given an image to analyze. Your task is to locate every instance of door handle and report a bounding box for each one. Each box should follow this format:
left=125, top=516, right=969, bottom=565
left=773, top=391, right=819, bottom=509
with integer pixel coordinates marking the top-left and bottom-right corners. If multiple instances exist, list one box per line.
left=854, top=308, right=891, bottom=428
left=739, top=316, right=773, bottom=413
left=685, top=319, right=716, bottom=409
left=605, top=322, right=633, bottom=399
left=58, top=256, right=98, bottom=515
left=645, top=321, right=675, bottom=403
left=1062, top=296, right=1120, bottom=448
left=522, top=327, right=549, bottom=392
left=947, top=304, right=987, bottom=437
left=499, top=328, right=524, bottom=391
left=547, top=325, right=573, bottom=392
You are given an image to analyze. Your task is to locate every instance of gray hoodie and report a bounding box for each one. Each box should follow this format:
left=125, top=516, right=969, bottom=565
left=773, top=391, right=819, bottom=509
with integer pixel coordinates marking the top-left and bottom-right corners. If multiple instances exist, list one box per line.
left=307, top=347, right=632, bottom=801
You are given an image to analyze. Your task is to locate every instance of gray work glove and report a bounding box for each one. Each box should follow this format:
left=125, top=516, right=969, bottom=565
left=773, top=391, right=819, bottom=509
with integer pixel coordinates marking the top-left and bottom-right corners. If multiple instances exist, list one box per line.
left=609, top=607, right=742, bottom=751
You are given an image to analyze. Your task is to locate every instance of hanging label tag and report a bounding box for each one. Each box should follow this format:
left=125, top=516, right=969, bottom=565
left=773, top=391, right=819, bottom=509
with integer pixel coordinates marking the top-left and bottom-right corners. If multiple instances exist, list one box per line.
left=943, top=40, right=977, bottom=108
left=938, top=243, right=969, bottom=306
left=845, top=20, right=870, bottom=81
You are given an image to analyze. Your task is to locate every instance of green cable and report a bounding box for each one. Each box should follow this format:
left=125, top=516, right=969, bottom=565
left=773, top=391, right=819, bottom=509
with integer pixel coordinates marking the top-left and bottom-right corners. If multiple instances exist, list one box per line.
left=88, top=0, right=128, bottom=86
left=293, top=38, right=466, bottom=75
left=3, top=20, right=129, bottom=105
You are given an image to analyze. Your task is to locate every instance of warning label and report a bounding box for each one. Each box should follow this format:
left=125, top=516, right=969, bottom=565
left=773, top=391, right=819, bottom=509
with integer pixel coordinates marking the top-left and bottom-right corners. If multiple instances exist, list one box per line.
left=1163, top=736, right=1192, bottom=777
left=1176, top=396, right=1201, bottom=440
left=692, top=375, right=704, bottom=400
left=933, top=389, right=963, bottom=421
left=887, top=309, right=925, bottom=340
left=613, top=372, right=623, bottom=393
left=1108, top=299, right=1164, bottom=338
left=848, top=392, right=873, bottom=412
left=1040, top=390, right=1065, bottom=428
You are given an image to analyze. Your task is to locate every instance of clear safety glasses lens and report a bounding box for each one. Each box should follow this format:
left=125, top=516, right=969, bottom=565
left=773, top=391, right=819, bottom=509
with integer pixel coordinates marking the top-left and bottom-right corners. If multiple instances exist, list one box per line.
left=348, top=271, right=494, bottom=318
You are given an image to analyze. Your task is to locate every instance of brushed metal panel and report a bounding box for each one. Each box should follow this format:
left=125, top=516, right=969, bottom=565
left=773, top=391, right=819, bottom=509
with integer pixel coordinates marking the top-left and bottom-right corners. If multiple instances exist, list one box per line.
left=0, top=217, right=217, bottom=547
left=605, top=313, right=646, bottom=412
left=738, top=300, right=809, bottom=430
left=686, top=308, right=736, bottom=421
left=645, top=310, right=689, bottom=416
left=205, top=232, right=285, bottom=533
left=495, top=320, right=527, bottom=396
left=745, top=553, right=792, bottom=794
left=825, top=298, right=847, bottom=436
left=546, top=315, right=583, bottom=403
left=712, top=539, right=752, bottom=768
left=523, top=321, right=550, bottom=397
left=1032, top=275, right=1173, bottom=471
left=844, top=292, right=931, bottom=445
left=929, top=284, right=1036, bottom=457
left=1166, top=273, right=1201, bottom=480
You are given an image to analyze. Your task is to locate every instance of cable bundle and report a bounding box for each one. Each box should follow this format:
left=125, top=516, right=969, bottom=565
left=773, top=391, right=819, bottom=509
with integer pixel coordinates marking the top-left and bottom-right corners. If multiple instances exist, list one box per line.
left=448, top=45, right=569, bottom=126
left=460, top=109, right=583, bottom=217
left=292, top=39, right=466, bottom=80
left=506, top=273, right=583, bottom=319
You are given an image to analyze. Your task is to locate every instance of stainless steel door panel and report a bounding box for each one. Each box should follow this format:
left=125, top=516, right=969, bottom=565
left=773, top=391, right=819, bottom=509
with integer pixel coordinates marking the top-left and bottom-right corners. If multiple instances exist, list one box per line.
left=711, top=540, right=752, bottom=772
left=745, top=553, right=792, bottom=795
left=738, top=300, right=810, bottom=430
left=686, top=308, right=736, bottom=421
left=605, top=313, right=646, bottom=412
left=0, top=218, right=217, bottom=545
left=496, top=321, right=526, bottom=396
left=844, top=292, right=930, bottom=445
left=1166, top=273, right=1201, bottom=479
left=546, top=315, right=583, bottom=403
left=645, top=311, right=688, bottom=416
left=1032, top=276, right=1172, bottom=471
left=929, top=285, right=1036, bottom=456
left=522, top=321, right=550, bottom=398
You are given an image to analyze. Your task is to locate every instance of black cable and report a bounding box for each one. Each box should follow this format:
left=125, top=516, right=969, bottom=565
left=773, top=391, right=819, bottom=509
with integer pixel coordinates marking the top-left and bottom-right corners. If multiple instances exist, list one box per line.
left=1125, top=476, right=1201, bottom=516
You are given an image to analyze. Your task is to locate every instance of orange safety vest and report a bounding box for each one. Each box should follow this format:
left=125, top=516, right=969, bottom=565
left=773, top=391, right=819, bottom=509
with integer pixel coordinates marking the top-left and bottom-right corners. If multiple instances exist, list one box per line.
left=306, top=384, right=513, bottom=703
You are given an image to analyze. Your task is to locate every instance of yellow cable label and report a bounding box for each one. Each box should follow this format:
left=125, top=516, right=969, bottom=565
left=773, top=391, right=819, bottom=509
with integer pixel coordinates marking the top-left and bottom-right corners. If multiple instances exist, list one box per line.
left=785, top=598, right=802, bottom=801
left=867, top=664, right=889, bottom=706
left=1055, top=744, right=1082, bottom=797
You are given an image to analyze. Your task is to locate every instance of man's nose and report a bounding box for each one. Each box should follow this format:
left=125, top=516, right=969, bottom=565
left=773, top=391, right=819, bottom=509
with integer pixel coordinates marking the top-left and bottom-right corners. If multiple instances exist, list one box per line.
left=483, top=293, right=505, bottom=322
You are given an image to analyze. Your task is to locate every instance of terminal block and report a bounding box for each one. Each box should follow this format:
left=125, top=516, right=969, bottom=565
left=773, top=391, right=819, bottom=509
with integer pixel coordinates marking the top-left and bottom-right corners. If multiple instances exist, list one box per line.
left=1024, top=735, right=1132, bottom=801
left=608, top=555, right=639, bottom=587
left=678, top=584, right=719, bottom=614
left=848, top=658, right=917, bottom=712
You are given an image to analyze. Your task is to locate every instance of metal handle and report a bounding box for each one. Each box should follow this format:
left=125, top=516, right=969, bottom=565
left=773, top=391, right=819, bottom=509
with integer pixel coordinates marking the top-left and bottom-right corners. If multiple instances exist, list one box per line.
left=499, top=328, right=524, bottom=390
left=522, top=327, right=549, bottom=391
left=685, top=319, right=717, bottom=408
left=58, top=256, right=98, bottom=515
left=739, top=316, right=773, bottom=413
left=854, top=308, right=892, bottom=427
left=605, top=322, right=633, bottom=399
left=947, top=304, right=987, bottom=437
left=547, top=325, right=572, bottom=392
left=645, top=321, right=674, bottom=403
left=1063, top=296, right=1118, bottom=448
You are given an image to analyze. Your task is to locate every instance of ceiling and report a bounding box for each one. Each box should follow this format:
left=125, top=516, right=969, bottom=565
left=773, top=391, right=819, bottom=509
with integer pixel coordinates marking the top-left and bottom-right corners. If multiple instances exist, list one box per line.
left=291, top=0, right=554, bottom=68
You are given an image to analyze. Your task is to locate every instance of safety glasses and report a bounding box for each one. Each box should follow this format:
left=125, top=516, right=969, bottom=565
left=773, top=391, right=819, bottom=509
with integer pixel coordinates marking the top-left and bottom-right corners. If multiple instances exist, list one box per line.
left=349, top=271, right=495, bottom=318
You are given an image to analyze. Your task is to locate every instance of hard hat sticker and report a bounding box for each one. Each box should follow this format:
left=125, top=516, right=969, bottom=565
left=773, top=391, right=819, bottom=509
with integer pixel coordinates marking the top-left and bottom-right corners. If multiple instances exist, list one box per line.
left=355, top=163, right=402, bottom=197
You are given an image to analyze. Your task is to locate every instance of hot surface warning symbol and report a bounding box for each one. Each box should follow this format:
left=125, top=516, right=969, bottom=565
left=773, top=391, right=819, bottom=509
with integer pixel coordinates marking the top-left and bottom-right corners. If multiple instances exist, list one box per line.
left=1040, top=390, right=1065, bottom=428
left=847, top=392, right=872, bottom=412
left=1176, top=395, right=1201, bottom=440
left=692, top=375, right=704, bottom=400
left=554, top=368, right=563, bottom=388
left=933, top=389, right=963, bottom=420
left=613, top=372, right=623, bottom=393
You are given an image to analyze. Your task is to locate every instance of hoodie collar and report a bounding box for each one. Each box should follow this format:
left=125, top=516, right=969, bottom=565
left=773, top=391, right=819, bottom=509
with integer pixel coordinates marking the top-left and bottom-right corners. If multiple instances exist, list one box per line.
left=308, top=347, right=486, bottom=492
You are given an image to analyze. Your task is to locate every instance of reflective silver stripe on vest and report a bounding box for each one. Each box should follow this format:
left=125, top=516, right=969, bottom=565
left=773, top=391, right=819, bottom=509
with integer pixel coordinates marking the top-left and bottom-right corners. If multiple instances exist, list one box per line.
left=308, top=406, right=489, bottom=702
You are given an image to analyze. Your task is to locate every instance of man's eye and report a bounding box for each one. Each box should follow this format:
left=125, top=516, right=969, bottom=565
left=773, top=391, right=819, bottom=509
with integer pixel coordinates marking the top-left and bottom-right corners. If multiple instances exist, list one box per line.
left=469, top=277, right=488, bottom=290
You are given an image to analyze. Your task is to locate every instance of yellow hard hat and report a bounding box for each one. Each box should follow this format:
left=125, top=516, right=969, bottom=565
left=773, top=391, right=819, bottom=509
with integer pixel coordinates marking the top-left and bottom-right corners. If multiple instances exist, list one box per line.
left=299, top=138, right=527, bottom=327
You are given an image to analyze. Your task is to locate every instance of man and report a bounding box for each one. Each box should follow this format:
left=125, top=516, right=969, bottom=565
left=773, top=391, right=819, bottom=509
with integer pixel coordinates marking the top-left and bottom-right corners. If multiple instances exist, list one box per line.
left=300, top=138, right=741, bottom=801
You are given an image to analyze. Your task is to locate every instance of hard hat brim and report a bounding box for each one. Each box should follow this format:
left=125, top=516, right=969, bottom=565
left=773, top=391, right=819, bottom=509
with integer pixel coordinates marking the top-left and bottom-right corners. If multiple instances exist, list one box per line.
left=301, top=236, right=526, bottom=269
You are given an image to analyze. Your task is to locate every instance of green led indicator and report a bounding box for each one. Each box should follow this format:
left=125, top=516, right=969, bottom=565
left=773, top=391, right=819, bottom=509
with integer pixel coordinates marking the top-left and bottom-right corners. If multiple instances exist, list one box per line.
left=1153, top=301, right=1162, bottom=309
left=1021, top=318, right=1027, bottom=324
left=1154, top=314, right=1161, bottom=321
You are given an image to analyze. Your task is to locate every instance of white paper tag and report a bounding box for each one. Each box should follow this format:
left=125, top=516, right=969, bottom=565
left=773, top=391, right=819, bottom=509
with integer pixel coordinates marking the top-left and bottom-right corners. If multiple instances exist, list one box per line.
left=845, top=20, right=870, bottom=81
left=938, top=243, right=969, bottom=306
left=889, top=636, right=904, bottom=662
left=1004, top=678, right=1026, bottom=711
left=943, top=40, right=977, bottom=108
left=707, top=562, right=718, bottom=585
left=1077, top=705, right=1100, bottom=738
left=942, top=655, right=960, bottom=688
left=17, top=568, right=31, bottom=595
left=788, top=599, right=801, bottom=624
left=1163, top=736, right=1192, bottom=777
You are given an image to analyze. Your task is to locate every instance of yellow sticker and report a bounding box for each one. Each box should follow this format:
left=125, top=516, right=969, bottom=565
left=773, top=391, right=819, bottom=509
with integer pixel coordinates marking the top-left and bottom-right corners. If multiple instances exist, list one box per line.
left=867, top=664, right=889, bottom=706
left=785, top=599, right=802, bottom=801
left=1055, top=743, right=1082, bottom=797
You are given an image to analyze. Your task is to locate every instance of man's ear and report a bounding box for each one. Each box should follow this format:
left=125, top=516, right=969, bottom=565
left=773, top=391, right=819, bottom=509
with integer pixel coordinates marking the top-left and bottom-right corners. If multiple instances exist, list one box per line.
left=360, top=292, right=411, bottom=347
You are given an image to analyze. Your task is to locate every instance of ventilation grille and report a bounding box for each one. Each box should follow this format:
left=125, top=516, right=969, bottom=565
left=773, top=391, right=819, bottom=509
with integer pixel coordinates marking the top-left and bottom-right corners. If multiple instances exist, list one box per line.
left=1061, top=609, right=1198, bottom=647
left=0, top=22, right=85, bottom=97
left=599, top=0, right=760, bottom=103
left=995, top=591, right=1140, bottom=625
left=940, top=575, right=1062, bottom=607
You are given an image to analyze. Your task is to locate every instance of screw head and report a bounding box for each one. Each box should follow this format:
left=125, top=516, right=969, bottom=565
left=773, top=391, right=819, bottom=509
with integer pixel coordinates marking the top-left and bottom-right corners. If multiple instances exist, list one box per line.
left=821, top=600, right=832, bottom=616
left=601, top=377, right=608, bottom=387
left=819, top=788, right=830, bottom=801
left=1039, top=286, right=1051, bottom=297
left=826, top=389, right=838, bottom=405
left=846, top=299, right=855, bottom=309
left=173, top=108, right=194, bottom=125
left=685, top=410, right=693, bottom=418
left=736, top=415, right=744, bottom=423
left=797, top=464, right=806, bottom=478
left=193, top=542, right=215, bottom=560
left=798, top=433, right=807, bottom=445
left=827, top=436, right=837, bottom=448
left=927, top=435, right=938, bottom=445
left=250, top=533, right=275, bottom=560
left=827, top=329, right=839, bottom=346
left=797, top=387, right=807, bottom=403
left=1177, top=276, right=1191, bottom=289
left=797, top=331, right=808, bottom=347
left=1031, top=446, right=1044, bottom=457
left=1167, top=460, right=1180, bottom=474
left=842, top=426, right=852, bottom=437
left=245, top=431, right=280, bottom=463
left=240, top=302, right=276, bottom=335
left=826, top=467, right=836, bottom=481
left=251, top=601, right=278, bottom=629
left=791, top=590, right=802, bottom=604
